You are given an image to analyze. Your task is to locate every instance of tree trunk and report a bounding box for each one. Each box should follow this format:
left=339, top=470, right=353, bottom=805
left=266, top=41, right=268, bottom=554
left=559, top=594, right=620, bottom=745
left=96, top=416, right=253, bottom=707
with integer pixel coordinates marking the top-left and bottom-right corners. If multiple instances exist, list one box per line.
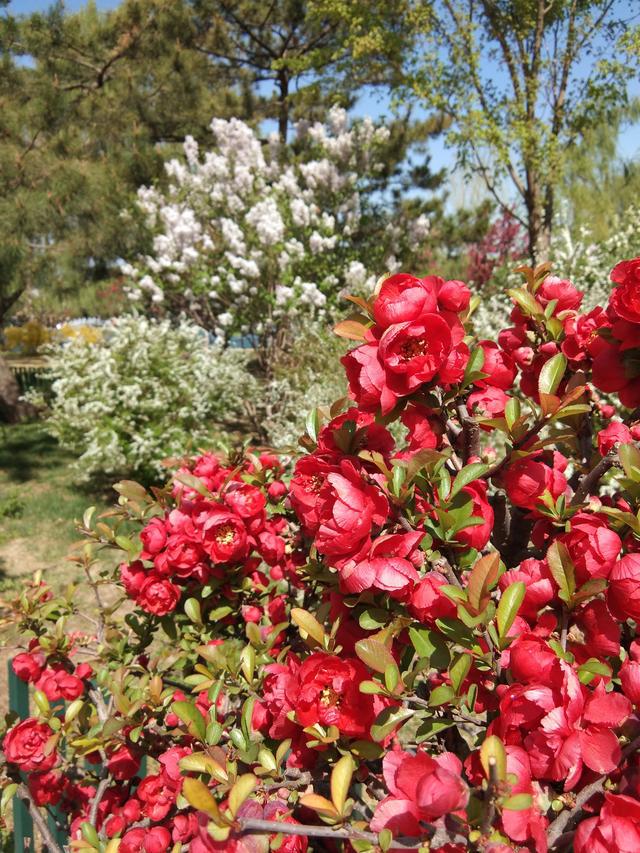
left=277, top=69, right=289, bottom=144
left=0, top=354, right=23, bottom=423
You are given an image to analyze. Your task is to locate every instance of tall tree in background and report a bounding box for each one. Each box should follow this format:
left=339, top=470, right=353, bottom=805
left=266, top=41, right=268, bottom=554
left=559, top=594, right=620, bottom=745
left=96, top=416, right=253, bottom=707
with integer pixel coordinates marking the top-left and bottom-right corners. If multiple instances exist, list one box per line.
left=319, top=0, right=638, bottom=261
left=0, top=0, right=247, bottom=320
left=189, top=0, right=353, bottom=142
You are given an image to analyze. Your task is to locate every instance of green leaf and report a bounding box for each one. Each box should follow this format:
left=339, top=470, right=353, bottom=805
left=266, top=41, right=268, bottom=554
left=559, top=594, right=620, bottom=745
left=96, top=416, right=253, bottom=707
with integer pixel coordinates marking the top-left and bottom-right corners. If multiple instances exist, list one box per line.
left=81, top=822, right=100, bottom=847
left=449, top=462, right=490, bottom=499
left=547, top=541, right=575, bottom=602
left=619, top=443, right=640, bottom=481
left=171, top=701, right=206, bottom=741
left=305, top=408, right=322, bottom=443
left=466, top=551, right=501, bottom=612
left=290, top=608, right=326, bottom=645
left=496, top=581, right=526, bottom=639
left=174, top=472, right=211, bottom=497
left=228, top=774, right=258, bottom=818
left=504, top=397, right=521, bottom=430
left=408, top=627, right=451, bottom=669
left=538, top=353, right=567, bottom=397
left=578, top=658, right=612, bottom=685
left=502, top=793, right=533, bottom=811
left=415, top=718, right=455, bottom=742
left=370, top=706, right=414, bottom=741
left=355, top=638, right=396, bottom=674
left=508, top=288, right=543, bottom=318
left=428, top=684, right=455, bottom=707
left=184, top=597, right=202, bottom=625
left=449, top=652, right=471, bottom=693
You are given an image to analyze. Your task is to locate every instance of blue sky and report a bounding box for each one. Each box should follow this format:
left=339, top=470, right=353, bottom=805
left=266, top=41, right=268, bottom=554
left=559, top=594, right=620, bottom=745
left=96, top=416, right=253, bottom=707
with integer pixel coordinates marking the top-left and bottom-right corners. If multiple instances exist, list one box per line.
left=8, top=0, right=639, bottom=197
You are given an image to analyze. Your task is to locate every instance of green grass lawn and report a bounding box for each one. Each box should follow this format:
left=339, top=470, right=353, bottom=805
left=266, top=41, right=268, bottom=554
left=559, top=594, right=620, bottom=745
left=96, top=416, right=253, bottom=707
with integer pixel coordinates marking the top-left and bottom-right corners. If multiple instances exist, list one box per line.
left=0, top=422, right=112, bottom=595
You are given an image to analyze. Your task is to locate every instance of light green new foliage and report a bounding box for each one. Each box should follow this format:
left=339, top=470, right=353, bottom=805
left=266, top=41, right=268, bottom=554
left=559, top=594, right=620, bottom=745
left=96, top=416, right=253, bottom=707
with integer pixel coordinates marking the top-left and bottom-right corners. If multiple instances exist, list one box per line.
left=29, top=316, right=258, bottom=482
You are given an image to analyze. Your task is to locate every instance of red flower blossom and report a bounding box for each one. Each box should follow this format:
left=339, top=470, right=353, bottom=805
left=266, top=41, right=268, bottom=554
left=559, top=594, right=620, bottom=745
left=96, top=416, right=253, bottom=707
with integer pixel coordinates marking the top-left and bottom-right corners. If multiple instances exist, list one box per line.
left=295, top=652, right=378, bottom=738
left=3, top=719, right=57, bottom=773
left=312, top=460, right=388, bottom=563
left=371, top=749, right=468, bottom=835
left=574, top=792, right=640, bottom=853
left=201, top=508, right=248, bottom=564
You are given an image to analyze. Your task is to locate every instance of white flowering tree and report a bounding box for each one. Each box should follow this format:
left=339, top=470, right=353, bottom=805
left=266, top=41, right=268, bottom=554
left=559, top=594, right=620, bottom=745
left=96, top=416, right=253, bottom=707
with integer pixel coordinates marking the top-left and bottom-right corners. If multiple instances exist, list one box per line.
left=121, top=107, right=430, bottom=366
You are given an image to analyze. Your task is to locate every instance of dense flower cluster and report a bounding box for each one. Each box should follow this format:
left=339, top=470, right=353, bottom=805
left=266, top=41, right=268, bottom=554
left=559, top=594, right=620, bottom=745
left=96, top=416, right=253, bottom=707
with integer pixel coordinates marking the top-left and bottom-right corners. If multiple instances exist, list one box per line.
left=4, top=255, right=640, bottom=852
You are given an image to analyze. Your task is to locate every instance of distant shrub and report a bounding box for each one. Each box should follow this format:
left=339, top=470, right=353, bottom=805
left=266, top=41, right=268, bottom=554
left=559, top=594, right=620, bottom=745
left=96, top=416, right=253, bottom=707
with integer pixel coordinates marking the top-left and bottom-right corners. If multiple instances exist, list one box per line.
left=28, top=316, right=258, bottom=481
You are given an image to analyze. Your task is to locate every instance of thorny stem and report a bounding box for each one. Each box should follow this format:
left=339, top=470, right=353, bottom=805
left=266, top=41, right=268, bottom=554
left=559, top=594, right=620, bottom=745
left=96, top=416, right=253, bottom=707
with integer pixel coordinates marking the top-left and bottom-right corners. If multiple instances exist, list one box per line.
left=546, top=733, right=640, bottom=849
left=570, top=452, right=616, bottom=507
left=17, top=784, right=64, bottom=853
left=236, top=817, right=430, bottom=849
left=457, top=403, right=481, bottom=462
left=560, top=608, right=569, bottom=652
left=89, top=776, right=111, bottom=829
left=480, top=756, right=499, bottom=837
left=484, top=417, right=548, bottom=481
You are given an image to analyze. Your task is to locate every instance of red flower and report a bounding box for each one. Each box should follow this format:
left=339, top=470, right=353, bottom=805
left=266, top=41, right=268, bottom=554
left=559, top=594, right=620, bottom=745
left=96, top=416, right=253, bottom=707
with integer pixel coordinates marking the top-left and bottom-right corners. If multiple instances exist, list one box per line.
left=137, top=772, right=180, bottom=821
left=201, top=508, right=248, bottom=564
left=341, top=343, right=392, bottom=412
left=407, top=572, right=456, bottom=625
left=35, top=666, right=85, bottom=702
left=373, top=274, right=438, bottom=329
left=317, top=408, right=394, bottom=456
left=140, top=516, right=167, bottom=555
left=503, top=456, right=567, bottom=512
left=467, top=386, right=509, bottom=419
left=107, top=745, right=141, bottom=781
left=562, top=306, right=610, bottom=363
left=498, top=558, right=554, bottom=620
left=609, top=257, right=640, bottom=324
left=620, top=657, right=640, bottom=705
left=400, top=404, right=444, bottom=450
left=436, top=278, right=471, bottom=313
left=537, top=276, right=583, bottom=314
left=12, top=651, right=45, bottom=683
left=574, top=792, right=640, bottom=853
left=223, top=482, right=266, bottom=519
left=452, top=481, right=494, bottom=551
left=475, top=341, right=516, bottom=390
left=120, top=827, right=172, bottom=853
left=338, top=531, right=422, bottom=595
left=371, top=749, right=468, bottom=835
left=3, top=719, right=57, bottom=772
left=607, top=553, right=640, bottom=621
left=295, top=652, right=378, bottom=737
left=378, top=315, right=452, bottom=397
left=559, top=512, right=621, bottom=584
left=290, top=454, right=340, bottom=535
left=28, top=771, right=62, bottom=807
left=137, top=574, right=181, bottom=616
left=312, top=460, right=388, bottom=563
left=525, top=668, right=631, bottom=790
left=597, top=421, right=633, bottom=455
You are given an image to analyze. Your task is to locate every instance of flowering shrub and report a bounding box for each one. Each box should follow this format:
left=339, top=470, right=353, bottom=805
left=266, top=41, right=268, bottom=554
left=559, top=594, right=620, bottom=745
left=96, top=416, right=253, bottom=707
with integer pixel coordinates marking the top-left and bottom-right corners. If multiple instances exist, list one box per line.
left=4, top=255, right=640, bottom=852
left=28, top=315, right=258, bottom=481
left=122, top=107, right=430, bottom=362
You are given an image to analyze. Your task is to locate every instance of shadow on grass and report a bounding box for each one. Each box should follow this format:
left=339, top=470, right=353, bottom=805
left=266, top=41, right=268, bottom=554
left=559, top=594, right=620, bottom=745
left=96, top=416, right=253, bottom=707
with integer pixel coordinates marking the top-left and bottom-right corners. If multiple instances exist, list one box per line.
left=0, top=422, right=65, bottom=483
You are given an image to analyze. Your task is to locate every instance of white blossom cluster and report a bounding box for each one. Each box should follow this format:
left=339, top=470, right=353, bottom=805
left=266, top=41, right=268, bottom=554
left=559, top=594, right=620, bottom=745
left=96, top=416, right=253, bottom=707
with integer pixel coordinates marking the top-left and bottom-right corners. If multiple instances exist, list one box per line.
left=28, top=316, right=258, bottom=481
left=552, top=204, right=640, bottom=310
left=122, top=107, right=428, bottom=344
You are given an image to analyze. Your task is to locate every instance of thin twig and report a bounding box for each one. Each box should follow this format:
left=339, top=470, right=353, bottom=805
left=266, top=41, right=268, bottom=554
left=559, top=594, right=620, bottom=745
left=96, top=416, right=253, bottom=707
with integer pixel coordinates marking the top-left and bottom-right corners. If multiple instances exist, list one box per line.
left=89, top=776, right=111, bottom=828
left=236, top=817, right=429, bottom=848
left=17, top=784, right=64, bottom=853
left=547, top=733, right=640, bottom=848
left=570, top=453, right=616, bottom=506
